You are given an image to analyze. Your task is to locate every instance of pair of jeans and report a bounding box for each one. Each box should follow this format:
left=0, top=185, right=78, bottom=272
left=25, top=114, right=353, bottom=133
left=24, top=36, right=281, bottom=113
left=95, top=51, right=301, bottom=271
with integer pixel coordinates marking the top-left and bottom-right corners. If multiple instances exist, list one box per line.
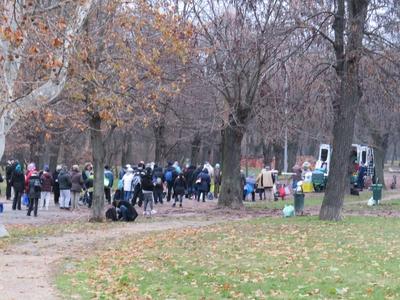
left=153, top=190, right=163, bottom=204
left=197, top=191, right=206, bottom=202
left=27, top=198, right=39, bottom=216
left=6, top=181, right=11, bottom=200
left=104, top=187, right=111, bottom=204
left=124, top=191, right=133, bottom=202
left=143, top=191, right=153, bottom=213
left=12, top=190, right=22, bottom=210
left=60, top=189, right=71, bottom=208
left=40, top=191, right=51, bottom=210
left=174, top=193, right=184, bottom=204
left=71, top=191, right=80, bottom=210
left=166, top=182, right=173, bottom=202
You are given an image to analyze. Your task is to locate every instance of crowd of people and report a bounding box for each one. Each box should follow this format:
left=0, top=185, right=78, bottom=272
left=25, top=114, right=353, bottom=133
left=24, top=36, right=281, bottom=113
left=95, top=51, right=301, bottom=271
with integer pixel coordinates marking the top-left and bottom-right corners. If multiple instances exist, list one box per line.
left=4, top=158, right=280, bottom=220
left=3, top=159, right=223, bottom=219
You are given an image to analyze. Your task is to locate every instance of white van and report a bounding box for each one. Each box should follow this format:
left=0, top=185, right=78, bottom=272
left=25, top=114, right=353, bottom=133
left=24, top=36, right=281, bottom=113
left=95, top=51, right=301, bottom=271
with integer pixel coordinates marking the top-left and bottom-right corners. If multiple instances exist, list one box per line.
left=316, top=143, right=374, bottom=176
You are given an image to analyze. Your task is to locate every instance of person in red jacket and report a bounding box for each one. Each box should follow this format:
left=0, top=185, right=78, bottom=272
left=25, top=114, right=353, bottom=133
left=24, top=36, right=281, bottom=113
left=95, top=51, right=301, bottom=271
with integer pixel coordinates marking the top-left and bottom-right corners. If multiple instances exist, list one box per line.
left=25, top=162, right=37, bottom=192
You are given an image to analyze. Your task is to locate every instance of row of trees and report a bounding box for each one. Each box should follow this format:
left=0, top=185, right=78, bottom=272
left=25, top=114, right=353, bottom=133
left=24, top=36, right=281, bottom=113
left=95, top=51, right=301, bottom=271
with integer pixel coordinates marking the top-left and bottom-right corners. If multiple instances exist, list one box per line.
left=1, top=0, right=399, bottom=221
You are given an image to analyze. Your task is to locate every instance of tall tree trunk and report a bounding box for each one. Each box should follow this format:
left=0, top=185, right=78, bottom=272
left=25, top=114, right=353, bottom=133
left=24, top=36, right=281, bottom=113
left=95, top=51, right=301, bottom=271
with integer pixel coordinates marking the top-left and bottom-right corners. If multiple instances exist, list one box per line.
left=262, top=141, right=273, bottom=167
left=273, top=143, right=284, bottom=173
left=190, top=132, right=201, bottom=166
left=90, top=114, right=105, bottom=222
left=218, top=125, right=244, bottom=208
left=287, top=141, right=299, bottom=171
left=391, top=141, right=397, bottom=166
left=372, top=132, right=389, bottom=188
left=319, top=0, right=369, bottom=221
left=154, top=123, right=167, bottom=165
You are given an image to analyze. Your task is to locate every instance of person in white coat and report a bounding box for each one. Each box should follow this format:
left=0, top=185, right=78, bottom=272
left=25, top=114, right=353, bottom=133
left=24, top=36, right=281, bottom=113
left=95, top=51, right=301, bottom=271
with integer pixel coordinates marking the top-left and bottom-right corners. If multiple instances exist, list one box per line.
left=122, top=167, right=135, bottom=202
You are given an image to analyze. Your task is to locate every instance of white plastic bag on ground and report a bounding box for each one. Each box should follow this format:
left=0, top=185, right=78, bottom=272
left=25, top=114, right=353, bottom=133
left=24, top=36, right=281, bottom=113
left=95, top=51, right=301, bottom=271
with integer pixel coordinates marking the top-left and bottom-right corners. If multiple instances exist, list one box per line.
left=367, top=197, right=376, bottom=206
left=283, top=205, right=295, bottom=217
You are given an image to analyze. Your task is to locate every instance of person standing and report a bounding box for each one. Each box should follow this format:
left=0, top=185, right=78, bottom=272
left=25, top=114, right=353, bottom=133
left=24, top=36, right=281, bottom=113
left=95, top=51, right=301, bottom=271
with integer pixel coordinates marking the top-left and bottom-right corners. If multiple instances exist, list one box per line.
left=141, top=167, right=155, bottom=216
left=27, top=170, right=41, bottom=217
left=52, top=165, right=62, bottom=205
left=70, top=165, right=84, bottom=210
left=10, top=163, right=25, bottom=210
left=196, top=168, right=211, bottom=202
left=173, top=173, right=187, bottom=207
left=164, top=162, right=178, bottom=202
left=40, top=165, right=53, bottom=210
left=5, top=160, right=14, bottom=200
left=152, top=165, right=164, bottom=204
left=58, top=166, right=72, bottom=209
left=213, top=163, right=222, bottom=199
left=104, top=165, right=114, bottom=204
left=122, top=167, right=135, bottom=202
left=256, top=167, right=274, bottom=201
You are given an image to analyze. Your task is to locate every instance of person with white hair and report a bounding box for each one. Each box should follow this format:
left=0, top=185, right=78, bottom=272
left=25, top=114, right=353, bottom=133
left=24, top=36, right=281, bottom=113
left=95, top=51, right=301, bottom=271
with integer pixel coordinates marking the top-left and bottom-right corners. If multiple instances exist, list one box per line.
left=122, top=167, right=135, bottom=201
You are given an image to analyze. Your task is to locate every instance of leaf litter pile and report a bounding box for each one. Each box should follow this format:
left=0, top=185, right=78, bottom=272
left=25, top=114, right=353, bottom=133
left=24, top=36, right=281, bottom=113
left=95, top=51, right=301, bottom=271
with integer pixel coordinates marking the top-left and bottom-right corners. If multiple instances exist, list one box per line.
left=57, top=216, right=400, bottom=299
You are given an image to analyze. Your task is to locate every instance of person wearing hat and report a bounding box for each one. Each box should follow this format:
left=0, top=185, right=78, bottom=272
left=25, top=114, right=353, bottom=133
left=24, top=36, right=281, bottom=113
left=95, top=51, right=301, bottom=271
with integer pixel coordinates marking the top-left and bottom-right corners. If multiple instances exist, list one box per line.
left=70, top=165, right=84, bottom=210
left=40, top=165, right=53, bottom=210
left=122, top=167, right=135, bottom=201
left=10, top=163, right=25, bottom=210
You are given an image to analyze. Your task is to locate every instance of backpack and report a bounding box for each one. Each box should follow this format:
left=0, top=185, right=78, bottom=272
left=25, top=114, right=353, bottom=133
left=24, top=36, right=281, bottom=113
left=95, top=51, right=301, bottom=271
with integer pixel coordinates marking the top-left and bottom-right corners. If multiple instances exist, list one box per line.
left=165, top=171, right=173, bottom=183
left=32, top=178, right=41, bottom=192
left=132, top=174, right=141, bottom=189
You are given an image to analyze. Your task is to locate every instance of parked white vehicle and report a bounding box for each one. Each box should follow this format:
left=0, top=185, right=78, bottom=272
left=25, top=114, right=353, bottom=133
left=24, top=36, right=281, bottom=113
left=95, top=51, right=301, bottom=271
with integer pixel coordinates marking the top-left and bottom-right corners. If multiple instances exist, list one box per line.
left=315, top=143, right=374, bottom=176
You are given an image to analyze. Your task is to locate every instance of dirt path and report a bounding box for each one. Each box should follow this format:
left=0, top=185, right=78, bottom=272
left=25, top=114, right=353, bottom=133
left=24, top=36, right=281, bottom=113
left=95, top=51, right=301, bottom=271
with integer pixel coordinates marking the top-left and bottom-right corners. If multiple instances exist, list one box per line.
left=0, top=218, right=225, bottom=300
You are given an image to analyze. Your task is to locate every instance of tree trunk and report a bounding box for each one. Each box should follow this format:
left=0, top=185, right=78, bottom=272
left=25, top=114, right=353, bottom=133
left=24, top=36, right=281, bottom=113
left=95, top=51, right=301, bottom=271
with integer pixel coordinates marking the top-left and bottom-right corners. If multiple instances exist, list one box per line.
left=218, top=125, right=244, bottom=209
left=273, top=143, right=284, bottom=173
left=90, top=114, right=105, bottom=222
left=190, top=132, right=202, bottom=166
left=319, top=0, right=368, bottom=221
left=287, top=141, right=299, bottom=171
left=154, top=124, right=167, bottom=165
left=391, top=141, right=397, bottom=166
left=262, top=141, right=273, bottom=167
left=372, top=132, right=389, bottom=188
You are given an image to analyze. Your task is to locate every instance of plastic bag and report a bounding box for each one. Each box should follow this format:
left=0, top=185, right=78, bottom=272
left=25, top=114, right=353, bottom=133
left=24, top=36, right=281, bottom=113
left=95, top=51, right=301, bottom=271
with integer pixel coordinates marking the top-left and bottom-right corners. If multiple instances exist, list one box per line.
left=22, top=193, right=29, bottom=206
left=367, top=197, right=376, bottom=206
left=284, top=186, right=291, bottom=196
left=283, top=205, right=295, bottom=217
left=279, top=187, right=286, bottom=198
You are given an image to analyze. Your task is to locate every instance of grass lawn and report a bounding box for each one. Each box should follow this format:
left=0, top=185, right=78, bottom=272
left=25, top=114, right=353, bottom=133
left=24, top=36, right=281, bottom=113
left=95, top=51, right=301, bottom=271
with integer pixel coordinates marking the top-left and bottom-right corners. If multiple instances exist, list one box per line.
left=244, top=190, right=375, bottom=210
left=57, top=216, right=400, bottom=299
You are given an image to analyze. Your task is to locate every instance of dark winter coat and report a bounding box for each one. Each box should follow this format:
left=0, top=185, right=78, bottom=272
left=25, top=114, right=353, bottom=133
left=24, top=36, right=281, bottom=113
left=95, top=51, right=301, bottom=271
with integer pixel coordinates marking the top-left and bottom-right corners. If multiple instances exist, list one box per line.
left=117, top=200, right=137, bottom=222
left=58, top=170, right=72, bottom=190
left=40, top=172, right=53, bottom=192
left=28, top=172, right=41, bottom=199
left=52, top=170, right=60, bottom=192
left=184, top=166, right=196, bottom=186
left=6, top=164, right=14, bottom=181
left=141, top=174, right=154, bottom=191
left=70, top=170, right=84, bottom=193
left=152, top=167, right=164, bottom=182
left=11, top=171, right=25, bottom=192
left=173, top=176, right=187, bottom=195
left=197, top=169, right=211, bottom=192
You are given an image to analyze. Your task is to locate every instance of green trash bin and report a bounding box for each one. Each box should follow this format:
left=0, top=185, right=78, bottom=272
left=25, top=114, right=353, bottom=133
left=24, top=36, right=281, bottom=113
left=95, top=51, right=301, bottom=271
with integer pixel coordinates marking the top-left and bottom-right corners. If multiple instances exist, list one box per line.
left=294, top=192, right=305, bottom=215
left=372, top=184, right=383, bottom=203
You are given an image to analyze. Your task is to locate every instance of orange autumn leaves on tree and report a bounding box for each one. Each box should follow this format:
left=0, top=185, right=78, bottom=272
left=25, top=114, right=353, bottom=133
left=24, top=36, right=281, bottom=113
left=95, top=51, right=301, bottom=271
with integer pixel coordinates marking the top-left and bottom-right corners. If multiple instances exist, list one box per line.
left=68, top=0, right=195, bottom=129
